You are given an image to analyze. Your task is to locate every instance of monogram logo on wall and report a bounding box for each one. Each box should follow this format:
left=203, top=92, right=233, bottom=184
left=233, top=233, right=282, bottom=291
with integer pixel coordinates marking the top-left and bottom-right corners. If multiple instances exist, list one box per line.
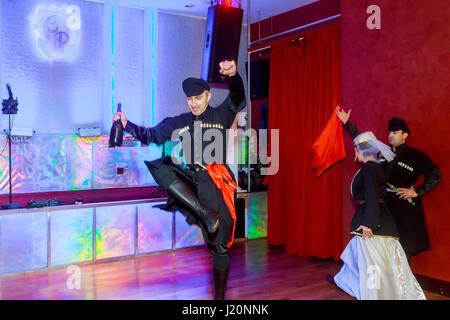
left=29, top=4, right=82, bottom=63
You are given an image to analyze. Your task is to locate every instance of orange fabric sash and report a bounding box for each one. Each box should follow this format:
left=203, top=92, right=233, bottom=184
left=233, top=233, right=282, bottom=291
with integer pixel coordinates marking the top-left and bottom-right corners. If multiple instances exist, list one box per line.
left=206, top=164, right=237, bottom=248
left=312, top=112, right=346, bottom=177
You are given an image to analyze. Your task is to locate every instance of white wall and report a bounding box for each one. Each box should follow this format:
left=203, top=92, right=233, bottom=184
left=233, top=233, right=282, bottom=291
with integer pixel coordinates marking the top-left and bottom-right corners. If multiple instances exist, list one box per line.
left=0, top=1, right=248, bottom=135
left=0, top=0, right=104, bottom=134
left=111, top=4, right=145, bottom=129
left=157, top=12, right=248, bottom=122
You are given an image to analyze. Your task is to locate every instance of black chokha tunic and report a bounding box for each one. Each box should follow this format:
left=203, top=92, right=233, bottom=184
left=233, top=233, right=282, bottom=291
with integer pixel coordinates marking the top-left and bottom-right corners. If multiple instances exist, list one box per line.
left=345, top=120, right=441, bottom=254
left=350, top=161, right=398, bottom=238
left=123, top=73, right=246, bottom=249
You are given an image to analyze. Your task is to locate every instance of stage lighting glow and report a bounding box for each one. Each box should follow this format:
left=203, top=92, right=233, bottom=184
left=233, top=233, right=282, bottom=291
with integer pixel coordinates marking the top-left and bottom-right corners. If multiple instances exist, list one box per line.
left=247, top=192, right=268, bottom=239
left=28, top=3, right=82, bottom=63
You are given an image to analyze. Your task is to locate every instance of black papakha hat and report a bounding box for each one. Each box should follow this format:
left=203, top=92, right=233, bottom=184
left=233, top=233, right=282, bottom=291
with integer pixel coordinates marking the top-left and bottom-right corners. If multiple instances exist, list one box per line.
left=182, top=77, right=210, bottom=97
left=388, top=117, right=410, bottom=133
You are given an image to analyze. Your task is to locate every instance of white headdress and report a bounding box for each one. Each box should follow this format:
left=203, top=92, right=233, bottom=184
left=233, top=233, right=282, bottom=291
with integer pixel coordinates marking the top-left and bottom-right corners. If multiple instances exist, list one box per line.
left=354, top=131, right=395, bottom=162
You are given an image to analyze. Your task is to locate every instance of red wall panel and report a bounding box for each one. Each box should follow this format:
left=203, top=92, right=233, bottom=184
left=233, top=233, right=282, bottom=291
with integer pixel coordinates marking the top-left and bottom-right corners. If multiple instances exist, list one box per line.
left=340, top=0, right=450, bottom=281
left=252, top=0, right=450, bottom=281
left=250, top=0, right=340, bottom=46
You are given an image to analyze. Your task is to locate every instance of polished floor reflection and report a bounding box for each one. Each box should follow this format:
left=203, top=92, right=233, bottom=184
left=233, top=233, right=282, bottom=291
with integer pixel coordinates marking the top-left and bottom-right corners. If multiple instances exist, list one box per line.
left=0, top=238, right=447, bottom=300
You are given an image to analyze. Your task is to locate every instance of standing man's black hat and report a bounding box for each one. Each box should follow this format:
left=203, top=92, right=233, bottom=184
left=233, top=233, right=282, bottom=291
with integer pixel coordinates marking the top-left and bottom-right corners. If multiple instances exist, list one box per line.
left=182, top=77, right=210, bottom=97
left=388, top=117, right=410, bottom=133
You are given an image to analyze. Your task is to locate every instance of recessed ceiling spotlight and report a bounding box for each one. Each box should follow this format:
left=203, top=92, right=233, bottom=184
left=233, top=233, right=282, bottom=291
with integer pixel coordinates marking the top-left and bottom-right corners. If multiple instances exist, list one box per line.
left=185, top=4, right=195, bottom=8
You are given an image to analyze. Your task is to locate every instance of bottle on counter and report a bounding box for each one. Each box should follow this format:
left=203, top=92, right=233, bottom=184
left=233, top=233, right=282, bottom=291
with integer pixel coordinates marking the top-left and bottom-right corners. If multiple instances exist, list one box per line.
left=109, top=103, right=123, bottom=147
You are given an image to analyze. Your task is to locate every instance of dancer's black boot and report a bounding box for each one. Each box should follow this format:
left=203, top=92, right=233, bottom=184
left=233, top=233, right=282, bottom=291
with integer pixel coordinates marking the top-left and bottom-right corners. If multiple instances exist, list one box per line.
left=213, top=267, right=230, bottom=300
left=166, top=178, right=219, bottom=234
left=211, top=251, right=230, bottom=300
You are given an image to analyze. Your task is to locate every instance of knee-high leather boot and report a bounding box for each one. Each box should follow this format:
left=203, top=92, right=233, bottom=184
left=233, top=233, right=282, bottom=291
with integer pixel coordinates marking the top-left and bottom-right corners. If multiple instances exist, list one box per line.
left=213, top=267, right=230, bottom=300
left=166, top=177, right=219, bottom=234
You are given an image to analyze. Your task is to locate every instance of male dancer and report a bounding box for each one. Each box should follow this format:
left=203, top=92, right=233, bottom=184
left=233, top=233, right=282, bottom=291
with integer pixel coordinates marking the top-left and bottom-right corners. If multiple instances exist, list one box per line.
left=113, top=60, right=245, bottom=299
left=336, top=107, right=441, bottom=262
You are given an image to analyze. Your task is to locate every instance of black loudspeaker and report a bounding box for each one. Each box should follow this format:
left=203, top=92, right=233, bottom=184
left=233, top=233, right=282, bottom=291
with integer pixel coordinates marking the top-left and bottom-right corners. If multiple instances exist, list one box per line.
left=234, top=197, right=246, bottom=239
left=201, top=5, right=243, bottom=83
left=246, top=59, right=270, bottom=100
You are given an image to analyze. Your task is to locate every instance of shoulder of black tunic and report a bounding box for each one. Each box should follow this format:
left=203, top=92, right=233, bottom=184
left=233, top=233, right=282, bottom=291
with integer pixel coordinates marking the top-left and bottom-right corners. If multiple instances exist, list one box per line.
left=399, top=144, right=428, bottom=159
left=362, top=160, right=384, bottom=172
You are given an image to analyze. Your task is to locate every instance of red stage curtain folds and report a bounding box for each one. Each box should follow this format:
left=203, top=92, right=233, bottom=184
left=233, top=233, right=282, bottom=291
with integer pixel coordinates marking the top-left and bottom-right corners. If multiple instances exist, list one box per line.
left=267, top=24, right=343, bottom=260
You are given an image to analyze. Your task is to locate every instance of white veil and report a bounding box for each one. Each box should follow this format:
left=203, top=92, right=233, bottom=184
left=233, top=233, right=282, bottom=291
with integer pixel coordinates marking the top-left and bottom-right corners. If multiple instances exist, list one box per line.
left=354, top=131, right=396, bottom=162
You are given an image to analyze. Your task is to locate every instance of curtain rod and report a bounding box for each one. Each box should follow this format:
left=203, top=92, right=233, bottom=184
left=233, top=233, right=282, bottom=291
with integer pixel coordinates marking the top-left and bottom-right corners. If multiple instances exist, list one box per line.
left=249, top=45, right=271, bottom=54
left=249, top=14, right=341, bottom=47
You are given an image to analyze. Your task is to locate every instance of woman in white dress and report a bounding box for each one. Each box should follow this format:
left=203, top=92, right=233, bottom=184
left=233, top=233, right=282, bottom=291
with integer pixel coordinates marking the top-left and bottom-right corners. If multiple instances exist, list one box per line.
left=330, top=131, right=425, bottom=300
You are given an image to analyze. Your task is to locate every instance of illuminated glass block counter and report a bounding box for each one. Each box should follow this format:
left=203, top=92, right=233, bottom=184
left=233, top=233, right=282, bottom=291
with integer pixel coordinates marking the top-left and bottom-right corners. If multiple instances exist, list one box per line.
left=0, top=192, right=267, bottom=275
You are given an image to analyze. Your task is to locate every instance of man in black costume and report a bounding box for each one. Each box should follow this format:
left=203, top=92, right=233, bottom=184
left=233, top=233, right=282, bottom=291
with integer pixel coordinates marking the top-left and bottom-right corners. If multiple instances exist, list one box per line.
left=336, top=107, right=441, bottom=263
left=113, top=60, right=245, bottom=299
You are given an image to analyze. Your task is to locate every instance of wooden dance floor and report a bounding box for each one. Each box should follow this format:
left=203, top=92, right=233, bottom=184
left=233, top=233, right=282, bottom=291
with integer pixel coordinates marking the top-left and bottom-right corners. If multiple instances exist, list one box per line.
left=0, top=238, right=446, bottom=300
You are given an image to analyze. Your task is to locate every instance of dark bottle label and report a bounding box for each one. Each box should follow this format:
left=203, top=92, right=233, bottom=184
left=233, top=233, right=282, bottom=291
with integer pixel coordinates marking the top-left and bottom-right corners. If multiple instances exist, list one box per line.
left=109, top=103, right=123, bottom=147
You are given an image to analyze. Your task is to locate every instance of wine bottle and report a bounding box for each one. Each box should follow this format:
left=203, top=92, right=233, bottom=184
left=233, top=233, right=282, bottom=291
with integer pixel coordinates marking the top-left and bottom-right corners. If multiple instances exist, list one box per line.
left=109, top=103, right=123, bottom=147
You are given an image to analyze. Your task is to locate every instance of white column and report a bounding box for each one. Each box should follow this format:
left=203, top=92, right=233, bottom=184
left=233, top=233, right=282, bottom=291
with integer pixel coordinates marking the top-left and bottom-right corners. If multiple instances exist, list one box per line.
left=0, top=0, right=3, bottom=98
left=102, top=0, right=117, bottom=134
left=144, top=8, right=158, bottom=127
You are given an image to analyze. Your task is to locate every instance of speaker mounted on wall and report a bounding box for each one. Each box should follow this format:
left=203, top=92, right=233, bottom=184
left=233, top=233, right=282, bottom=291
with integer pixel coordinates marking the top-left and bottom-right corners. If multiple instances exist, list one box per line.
left=246, top=59, right=270, bottom=100
left=201, top=5, right=244, bottom=83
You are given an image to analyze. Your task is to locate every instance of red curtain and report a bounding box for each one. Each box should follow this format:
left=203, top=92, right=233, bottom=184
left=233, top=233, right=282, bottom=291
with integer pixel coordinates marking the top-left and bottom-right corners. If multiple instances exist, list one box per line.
left=267, top=24, right=343, bottom=260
